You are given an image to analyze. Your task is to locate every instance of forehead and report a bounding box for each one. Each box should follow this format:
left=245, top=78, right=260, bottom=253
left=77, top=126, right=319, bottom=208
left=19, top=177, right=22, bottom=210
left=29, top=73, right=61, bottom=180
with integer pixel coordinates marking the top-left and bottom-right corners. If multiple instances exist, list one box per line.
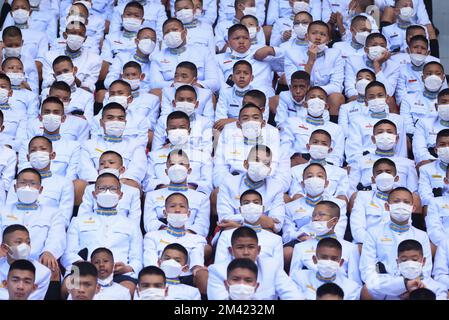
left=168, top=152, right=189, bottom=162
left=375, top=123, right=396, bottom=131
left=233, top=236, right=258, bottom=246
left=175, top=89, right=196, bottom=97
left=140, top=274, right=164, bottom=284
left=43, top=102, right=63, bottom=111
left=241, top=17, right=257, bottom=24
left=314, top=204, right=332, bottom=215
left=166, top=194, right=188, bottom=205
left=234, top=63, right=251, bottom=72
left=92, top=251, right=113, bottom=260
left=96, top=176, right=119, bottom=186
left=367, top=36, right=386, bottom=45
left=71, top=4, right=88, bottom=15
left=3, top=59, right=23, bottom=68
left=8, top=269, right=34, bottom=280
left=307, top=88, right=326, bottom=97
left=124, top=5, right=143, bottom=15
left=176, top=67, right=194, bottom=74
left=29, top=138, right=51, bottom=149
left=110, top=82, right=130, bottom=91
left=366, top=85, right=385, bottom=95
left=240, top=106, right=261, bottom=117
left=0, top=79, right=10, bottom=86
left=241, top=193, right=262, bottom=202
left=103, top=108, right=126, bottom=117
left=295, top=13, right=312, bottom=22
left=399, top=249, right=422, bottom=257
left=100, top=153, right=121, bottom=162
left=303, top=165, right=326, bottom=176
left=167, top=117, right=189, bottom=126
left=389, top=190, right=412, bottom=200
left=228, top=267, right=257, bottom=279
left=308, top=23, right=328, bottom=34
left=5, top=230, right=29, bottom=241
left=138, top=29, right=156, bottom=38
left=316, top=245, right=340, bottom=256
left=424, top=64, right=443, bottom=73
left=410, top=39, right=428, bottom=47
left=310, top=132, right=330, bottom=142
left=230, top=29, right=249, bottom=38
left=374, top=162, right=395, bottom=171
left=163, top=248, right=187, bottom=261
left=164, top=21, right=183, bottom=31
left=18, top=171, right=39, bottom=181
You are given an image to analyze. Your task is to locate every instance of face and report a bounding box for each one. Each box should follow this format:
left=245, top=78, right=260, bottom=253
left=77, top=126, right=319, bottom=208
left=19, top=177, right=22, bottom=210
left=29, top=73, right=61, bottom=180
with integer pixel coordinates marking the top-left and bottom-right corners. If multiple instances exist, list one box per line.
left=232, top=64, right=253, bottom=88
left=294, top=12, right=312, bottom=26
left=313, top=246, right=342, bottom=265
left=28, top=138, right=55, bottom=161
left=1, top=230, right=30, bottom=254
left=244, top=148, right=271, bottom=169
left=241, top=17, right=258, bottom=31
left=2, top=36, right=22, bottom=49
left=423, top=64, right=445, bottom=82
left=439, top=95, right=449, bottom=105
left=165, top=153, right=191, bottom=173
left=40, top=102, right=65, bottom=118
left=123, top=6, right=144, bottom=20
left=93, top=176, right=122, bottom=199
left=70, top=275, right=99, bottom=300
left=311, top=204, right=337, bottom=225
left=136, top=28, right=157, bottom=43
left=351, top=19, right=372, bottom=35
left=4, top=270, right=36, bottom=300
left=365, top=37, right=387, bottom=51
left=163, top=21, right=186, bottom=40
left=408, top=40, right=429, bottom=55
left=396, top=0, right=413, bottom=10
left=100, top=108, right=126, bottom=128
left=306, top=24, right=329, bottom=45
left=69, top=4, right=88, bottom=20
left=91, top=252, right=114, bottom=280
left=164, top=194, right=189, bottom=215
left=174, top=89, right=197, bottom=104
left=308, top=132, right=331, bottom=148
left=240, top=193, right=262, bottom=206
left=318, top=294, right=343, bottom=300
left=238, top=106, right=263, bottom=127
left=167, top=117, right=190, bottom=131
left=302, top=166, right=328, bottom=188
left=365, top=86, right=387, bottom=102
left=99, top=154, right=123, bottom=171
left=387, top=190, right=413, bottom=208
left=238, top=0, right=256, bottom=11
left=15, top=172, right=41, bottom=192
left=356, top=71, right=375, bottom=82
left=373, top=163, right=397, bottom=178
left=436, top=136, right=449, bottom=149
left=306, top=88, right=327, bottom=103
left=174, top=67, right=196, bottom=84
left=225, top=268, right=258, bottom=288
left=372, top=123, right=398, bottom=141
left=228, top=29, right=251, bottom=53
left=49, top=89, right=71, bottom=107
left=53, top=61, right=75, bottom=77
left=230, top=237, right=260, bottom=262
left=65, top=25, right=86, bottom=38
left=406, top=28, right=426, bottom=44
left=290, top=79, right=309, bottom=102
left=109, top=83, right=131, bottom=99
left=122, top=67, right=142, bottom=81
left=11, top=0, right=30, bottom=11
left=175, top=0, right=194, bottom=11
left=160, top=249, right=188, bottom=270
left=139, top=274, right=166, bottom=291
left=2, top=59, right=24, bottom=73
left=0, top=79, right=12, bottom=96
left=397, top=249, right=424, bottom=265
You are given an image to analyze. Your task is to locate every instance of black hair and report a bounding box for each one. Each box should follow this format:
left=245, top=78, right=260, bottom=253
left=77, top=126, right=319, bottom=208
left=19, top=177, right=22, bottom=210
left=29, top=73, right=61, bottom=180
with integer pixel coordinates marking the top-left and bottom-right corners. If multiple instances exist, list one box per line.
left=316, top=282, right=344, bottom=299
left=372, top=158, right=397, bottom=176
left=231, top=226, right=258, bottom=246
left=227, top=258, right=258, bottom=278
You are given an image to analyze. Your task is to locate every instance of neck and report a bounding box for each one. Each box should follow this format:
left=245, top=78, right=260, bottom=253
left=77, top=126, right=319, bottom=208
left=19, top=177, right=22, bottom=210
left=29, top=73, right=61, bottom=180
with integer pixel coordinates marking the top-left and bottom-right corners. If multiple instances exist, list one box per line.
left=43, top=129, right=60, bottom=135
left=38, top=166, right=51, bottom=173
left=135, top=49, right=149, bottom=58
left=65, top=46, right=79, bottom=54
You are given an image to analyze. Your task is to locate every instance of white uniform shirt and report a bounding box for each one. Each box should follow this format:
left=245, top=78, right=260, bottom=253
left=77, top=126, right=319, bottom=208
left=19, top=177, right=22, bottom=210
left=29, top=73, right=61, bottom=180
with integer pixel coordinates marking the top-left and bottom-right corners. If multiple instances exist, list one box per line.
left=161, top=86, right=214, bottom=119
left=418, top=160, right=446, bottom=206
left=426, top=195, right=449, bottom=247
left=413, top=115, right=449, bottom=164
left=27, top=116, right=91, bottom=143
left=94, top=282, right=131, bottom=300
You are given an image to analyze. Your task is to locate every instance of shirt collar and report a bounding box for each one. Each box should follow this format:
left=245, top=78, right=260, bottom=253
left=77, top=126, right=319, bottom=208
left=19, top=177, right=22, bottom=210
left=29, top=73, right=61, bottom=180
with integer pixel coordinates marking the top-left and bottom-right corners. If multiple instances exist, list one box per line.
left=184, top=19, right=198, bottom=29
left=439, top=160, right=448, bottom=172
left=0, top=103, right=10, bottom=110
left=234, top=87, right=250, bottom=97
left=366, top=58, right=374, bottom=69
left=316, top=271, right=336, bottom=283
left=305, top=195, right=323, bottom=207
left=310, top=159, right=327, bottom=166
left=397, top=20, right=411, bottom=30
left=440, top=119, right=449, bottom=127
left=243, top=223, right=262, bottom=233
left=306, top=116, right=324, bottom=126
left=166, top=225, right=186, bottom=237
left=295, top=38, right=308, bottom=46
left=375, top=190, right=389, bottom=201
left=357, top=95, right=365, bottom=103
left=370, top=111, right=387, bottom=119
left=166, top=278, right=181, bottom=285
left=16, top=202, right=39, bottom=211
left=104, top=135, right=123, bottom=143
left=96, top=207, right=118, bottom=216
left=168, top=183, right=188, bottom=191
left=243, top=175, right=265, bottom=189
left=375, top=149, right=395, bottom=157
left=64, top=48, right=82, bottom=59
left=351, top=40, right=364, bottom=50
left=423, top=89, right=439, bottom=100
left=169, top=45, right=187, bottom=55
left=43, top=132, right=61, bottom=141
left=131, top=90, right=140, bottom=99
left=123, top=30, right=137, bottom=39
left=389, top=221, right=410, bottom=233
left=411, top=63, right=424, bottom=72
left=316, top=51, right=325, bottom=58
left=315, top=232, right=337, bottom=241
left=15, top=22, right=28, bottom=29
left=38, top=170, right=52, bottom=179
left=133, top=52, right=149, bottom=63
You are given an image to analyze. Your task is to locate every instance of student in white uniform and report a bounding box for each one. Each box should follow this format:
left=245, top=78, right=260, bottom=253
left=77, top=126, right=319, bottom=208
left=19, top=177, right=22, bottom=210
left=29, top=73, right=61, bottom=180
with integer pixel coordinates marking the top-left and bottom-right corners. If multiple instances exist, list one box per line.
left=0, top=111, right=16, bottom=206
left=365, top=239, right=447, bottom=300
left=283, top=20, right=345, bottom=121
left=333, top=15, right=372, bottom=61
left=289, top=201, right=361, bottom=284
left=0, top=259, right=37, bottom=300
left=66, top=261, right=100, bottom=300
left=291, top=238, right=361, bottom=300
left=208, top=226, right=303, bottom=300
left=401, top=61, right=445, bottom=136
left=1, top=26, right=39, bottom=93
left=143, top=192, right=208, bottom=296
left=0, top=168, right=66, bottom=272
left=345, top=81, right=407, bottom=165
left=149, top=17, right=220, bottom=92
left=189, top=0, right=217, bottom=26
left=223, top=257, right=260, bottom=300
left=432, top=237, right=449, bottom=291
left=78, top=103, right=147, bottom=186
left=134, top=266, right=169, bottom=300
left=143, top=149, right=210, bottom=237
left=8, top=136, right=75, bottom=228
left=217, top=0, right=265, bottom=27
left=101, top=1, right=144, bottom=64
left=280, top=86, right=345, bottom=166
left=78, top=150, right=142, bottom=228
left=316, top=282, right=344, bottom=300
left=349, top=119, right=418, bottom=195
left=216, top=144, right=286, bottom=234
left=160, top=61, right=214, bottom=119
left=21, top=96, right=81, bottom=181
left=359, top=187, right=432, bottom=287
left=157, top=243, right=201, bottom=300
left=62, top=173, right=143, bottom=293
left=214, top=190, right=284, bottom=266
left=90, top=247, right=131, bottom=300
left=0, top=224, right=50, bottom=300
left=240, top=15, right=266, bottom=49
left=266, top=0, right=320, bottom=26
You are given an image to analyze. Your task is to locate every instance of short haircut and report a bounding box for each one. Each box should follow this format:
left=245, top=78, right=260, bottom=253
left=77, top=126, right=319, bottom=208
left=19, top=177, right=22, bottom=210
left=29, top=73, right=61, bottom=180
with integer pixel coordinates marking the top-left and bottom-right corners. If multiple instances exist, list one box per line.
left=239, top=103, right=261, bottom=116
left=307, top=86, right=327, bottom=97
left=316, top=282, right=344, bottom=299
left=409, top=288, right=436, bottom=300
left=406, top=24, right=426, bottom=39
left=372, top=158, right=397, bottom=175
left=2, top=224, right=29, bottom=242
left=365, top=80, right=386, bottom=94
left=41, top=96, right=64, bottom=112
left=138, top=266, right=166, bottom=283
left=291, top=70, right=310, bottom=83
left=71, top=261, right=98, bottom=278
left=303, top=162, right=327, bottom=178
left=50, top=81, right=71, bottom=94
left=244, top=89, right=267, bottom=106
left=240, top=14, right=258, bottom=25
left=239, top=189, right=262, bottom=204
left=397, top=239, right=423, bottom=256
left=163, top=18, right=184, bottom=31
left=137, top=27, right=155, bottom=38
left=161, top=243, right=189, bottom=261
left=66, top=21, right=86, bottom=33
left=231, top=226, right=258, bottom=246
left=350, top=14, right=368, bottom=27
left=100, top=150, right=124, bottom=165
left=307, top=20, right=330, bottom=35
left=175, top=84, right=197, bottom=99
left=357, top=68, right=376, bottom=79
left=167, top=149, right=189, bottom=163
left=0, top=110, right=3, bottom=123
left=17, top=168, right=41, bottom=184
left=2, top=57, right=23, bottom=70
left=423, top=61, right=444, bottom=73
left=52, top=55, right=74, bottom=69
left=90, top=247, right=114, bottom=261
left=294, top=11, right=312, bottom=20
left=316, top=200, right=340, bottom=218
left=95, top=173, right=120, bottom=187
left=227, top=258, right=258, bottom=278
left=436, top=129, right=449, bottom=143
left=0, top=73, right=11, bottom=87
left=176, top=61, right=198, bottom=77
left=165, top=192, right=189, bottom=206
left=2, top=26, right=22, bottom=39
left=228, top=24, right=248, bottom=39
left=310, top=129, right=331, bottom=143
left=28, top=136, right=53, bottom=151
left=110, top=79, right=132, bottom=93
left=438, top=88, right=449, bottom=100
left=388, top=187, right=413, bottom=202
left=8, top=259, right=35, bottom=277
left=373, top=119, right=397, bottom=132
left=316, top=237, right=342, bottom=253
left=166, top=110, right=190, bottom=126
left=123, top=61, right=142, bottom=73
left=409, top=35, right=429, bottom=48
left=248, top=144, right=272, bottom=159
left=101, top=102, right=126, bottom=117
left=366, top=32, right=386, bottom=45
left=124, top=1, right=144, bottom=13
left=233, top=60, right=252, bottom=73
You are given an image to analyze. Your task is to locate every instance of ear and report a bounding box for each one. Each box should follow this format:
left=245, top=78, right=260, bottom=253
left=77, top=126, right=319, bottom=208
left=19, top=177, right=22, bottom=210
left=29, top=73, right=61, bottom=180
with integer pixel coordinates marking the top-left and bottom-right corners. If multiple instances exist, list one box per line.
left=119, top=166, right=126, bottom=175
left=73, top=66, right=78, bottom=75
left=371, top=135, right=376, bottom=144
left=181, top=264, right=189, bottom=272
left=236, top=120, right=242, bottom=129
left=187, top=167, right=192, bottom=175
left=92, top=190, right=96, bottom=199
left=163, top=209, right=167, bottom=218
left=257, top=245, right=261, bottom=255
left=243, top=160, right=249, bottom=170
left=38, top=186, right=43, bottom=194
left=2, top=280, right=7, bottom=288
left=339, top=258, right=344, bottom=267
left=0, top=125, right=4, bottom=132
left=328, top=146, right=333, bottom=153
left=95, top=284, right=100, bottom=294
left=118, top=190, right=123, bottom=201
left=172, top=100, right=176, bottom=108
left=100, top=118, right=104, bottom=128
left=8, top=89, right=12, bottom=97
left=157, top=258, right=162, bottom=267
left=228, top=246, right=234, bottom=258
left=63, top=32, right=68, bottom=39
left=324, top=179, right=329, bottom=188
left=385, top=202, right=390, bottom=211
left=50, top=151, right=56, bottom=160
left=371, top=175, right=375, bottom=185
left=306, top=143, right=310, bottom=151
left=394, top=175, right=399, bottom=182
left=444, top=177, right=449, bottom=185
left=61, top=114, right=67, bottom=123
left=32, top=283, right=38, bottom=292
left=194, top=101, right=199, bottom=108
left=312, top=255, right=317, bottom=264
left=140, top=73, right=145, bottom=81
left=422, top=257, right=426, bottom=266
left=224, top=280, right=229, bottom=290
left=27, top=154, right=30, bottom=162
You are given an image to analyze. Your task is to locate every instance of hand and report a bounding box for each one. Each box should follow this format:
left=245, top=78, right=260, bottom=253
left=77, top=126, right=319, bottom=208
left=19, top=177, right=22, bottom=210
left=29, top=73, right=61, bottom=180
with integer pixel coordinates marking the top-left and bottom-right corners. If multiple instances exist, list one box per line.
left=349, top=0, right=358, bottom=11
left=114, top=262, right=133, bottom=275
left=290, top=194, right=304, bottom=201
left=373, top=50, right=391, bottom=70
left=158, top=224, right=167, bottom=230
left=416, top=159, right=436, bottom=170
left=328, top=12, right=337, bottom=25
left=297, top=233, right=312, bottom=242
left=258, top=215, right=280, bottom=232
left=192, top=265, right=208, bottom=277
left=335, top=12, right=345, bottom=33
left=307, top=44, right=318, bottom=63
left=282, top=30, right=292, bottom=42
left=253, top=46, right=275, bottom=61
left=217, top=219, right=242, bottom=230
left=39, top=251, right=58, bottom=272
left=213, top=118, right=236, bottom=131
left=406, top=278, right=425, bottom=292
left=20, top=81, right=32, bottom=91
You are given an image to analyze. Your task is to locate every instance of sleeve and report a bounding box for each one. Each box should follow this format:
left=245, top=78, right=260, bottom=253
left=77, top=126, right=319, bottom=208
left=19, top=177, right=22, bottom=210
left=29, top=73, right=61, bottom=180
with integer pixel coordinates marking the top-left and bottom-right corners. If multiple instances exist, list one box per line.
left=155, top=6, right=168, bottom=40
left=320, top=53, right=344, bottom=95
left=399, top=97, right=416, bottom=135
left=212, top=134, right=232, bottom=188
left=187, top=195, right=210, bottom=238
left=188, top=237, right=206, bottom=269
left=270, top=21, right=284, bottom=47
left=143, top=234, right=160, bottom=266
left=406, top=160, right=418, bottom=193
left=78, top=145, right=99, bottom=182
left=214, top=89, right=229, bottom=121
left=344, top=57, right=358, bottom=98
left=108, top=9, right=122, bottom=34
left=366, top=273, right=407, bottom=298
left=146, top=96, right=161, bottom=132
left=416, top=0, right=431, bottom=25
left=66, top=143, right=81, bottom=181
left=121, top=145, right=147, bottom=184
left=27, top=92, right=41, bottom=119
left=11, top=118, right=28, bottom=152
left=202, top=0, right=217, bottom=26
left=335, top=201, right=348, bottom=238
left=206, top=264, right=229, bottom=300
left=328, top=127, right=345, bottom=167
left=395, top=68, right=407, bottom=105
left=425, top=199, right=447, bottom=247
left=43, top=210, right=67, bottom=259
left=214, top=231, right=231, bottom=264
left=345, top=117, right=364, bottom=165
left=275, top=268, right=305, bottom=300
left=284, top=51, right=298, bottom=86
left=266, top=190, right=286, bottom=233
left=418, top=166, right=434, bottom=207
left=289, top=245, right=304, bottom=275
left=274, top=150, right=293, bottom=193
left=432, top=240, right=449, bottom=290
left=195, top=155, right=213, bottom=196
left=104, top=55, right=123, bottom=89
left=100, top=37, right=114, bottom=64
left=217, top=183, right=243, bottom=223
left=127, top=223, right=143, bottom=274
left=376, top=64, right=400, bottom=97
left=335, top=170, right=350, bottom=199
left=349, top=192, right=368, bottom=244
left=266, top=0, right=279, bottom=25
left=281, top=209, right=301, bottom=244
left=60, top=181, right=75, bottom=229
left=412, top=119, right=435, bottom=164
left=143, top=193, right=165, bottom=233
left=421, top=232, right=433, bottom=278
left=280, top=121, right=297, bottom=158
left=359, top=229, right=379, bottom=283
left=30, top=266, right=51, bottom=300
left=197, top=52, right=220, bottom=92
left=214, top=23, right=226, bottom=52
left=338, top=105, right=350, bottom=139
left=201, top=90, right=215, bottom=118
left=274, top=94, right=288, bottom=128
left=36, top=34, right=50, bottom=62
left=348, top=159, right=362, bottom=197
left=80, top=56, right=102, bottom=93
left=2, top=151, right=17, bottom=192
left=46, top=15, right=58, bottom=40
left=160, top=88, right=173, bottom=116
left=128, top=188, right=143, bottom=229
left=321, top=0, right=332, bottom=23
left=150, top=120, right=166, bottom=151
left=347, top=244, right=362, bottom=285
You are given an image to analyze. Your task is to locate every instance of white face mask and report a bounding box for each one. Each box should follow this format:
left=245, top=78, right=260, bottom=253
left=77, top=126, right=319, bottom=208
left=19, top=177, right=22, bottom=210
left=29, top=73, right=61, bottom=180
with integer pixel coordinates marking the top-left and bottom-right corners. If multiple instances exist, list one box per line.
left=375, top=172, right=395, bottom=192
left=175, top=101, right=196, bottom=116
left=355, top=78, right=370, bottom=96
left=242, top=6, right=257, bottom=16
left=29, top=151, right=50, bottom=170
left=11, top=9, right=29, bottom=24
left=308, top=144, right=329, bottom=160
left=438, top=104, right=449, bottom=121
left=66, top=34, right=85, bottom=51
left=240, top=203, right=263, bottom=224
left=424, top=75, right=443, bottom=92
left=367, top=46, right=386, bottom=61
left=311, top=219, right=334, bottom=236
left=247, top=26, right=257, bottom=40
left=241, top=120, right=262, bottom=140
left=437, top=147, right=449, bottom=164
left=98, top=272, right=114, bottom=286
left=4, top=47, right=21, bottom=58
left=355, top=31, right=370, bottom=46
left=176, top=8, right=194, bottom=24
left=0, top=88, right=9, bottom=104
left=307, top=97, right=326, bottom=117
left=108, top=95, right=129, bottom=109
left=122, top=17, right=142, bottom=32
left=309, top=41, right=327, bottom=53
left=16, top=186, right=40, bottom=204
left=160, top=259, right=184, bottom=278
left=167, top=213, right=189, bottom=228
left=96, top=190, right=120, bottom=208
left=138, top=38, right=156, bottom=55
left=98, top=168, right=120, bottom=178
left=247, top=161, right=271, bottom=182
left=138, top=288, right=166, bottom=300
left=42, top=114, right=62, bottom=132
left=316, top=259, right=340, bottom=278
left=399, top=6, right=415, bottom=21
left=104, top=120, right=126, bottom=137
left=367, top=97, right=387, bottom=113
left=409, top=53, right=427, bottom=67
left=304, top=176, right=325, bottom=197
left=293, top=23, right=308, bottom=39
left=164, top=31, right=183, bottom=48
left=375, top=132, right=396, bottom=151
left=398, top=260, right=422, bottom=280
left=293, top=1, right=309, bottom=14
left=229, top=283, right=256, bottom=300
left=123, top=78, right=140, bottom=91
left=6, top=72, right=25, bottom=86
left=56, top=72, right=75, bottom=86
left=7, top=243, right=31, bottom=260
left=167, top=164, right=188, bottom=183
left=231, top=48, right=251, bottom=58
left=167, top=129, right=189, bottom=146
left=389, top=202, right=413, bottom=222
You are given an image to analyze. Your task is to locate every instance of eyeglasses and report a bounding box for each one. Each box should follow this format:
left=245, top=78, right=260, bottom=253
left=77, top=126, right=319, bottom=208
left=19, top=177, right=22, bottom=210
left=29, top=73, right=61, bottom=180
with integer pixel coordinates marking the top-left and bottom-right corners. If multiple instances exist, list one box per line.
left=311, top=212, right=333, bottom=219
left=96, top=186, right=119, bottom=193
